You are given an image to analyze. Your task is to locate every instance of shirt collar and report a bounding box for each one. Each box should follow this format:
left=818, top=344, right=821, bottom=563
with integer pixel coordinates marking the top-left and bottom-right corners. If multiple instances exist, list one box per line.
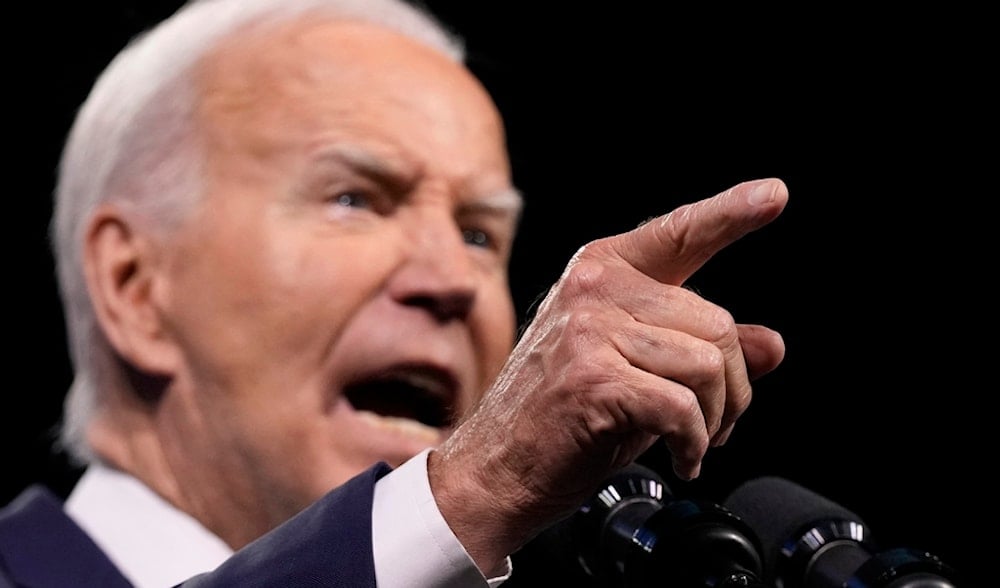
left=64, top=462, right=234, bottom=588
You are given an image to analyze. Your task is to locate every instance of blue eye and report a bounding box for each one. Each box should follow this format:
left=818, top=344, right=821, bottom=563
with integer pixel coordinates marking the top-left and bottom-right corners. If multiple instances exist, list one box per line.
left=332, top=191, right=372, bottom=209
left=463, top=228, right=490, bottom=248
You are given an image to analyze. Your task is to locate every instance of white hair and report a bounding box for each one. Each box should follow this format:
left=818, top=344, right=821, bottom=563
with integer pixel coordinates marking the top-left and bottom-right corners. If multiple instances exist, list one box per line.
left=52, top=0, right=465, bottom=464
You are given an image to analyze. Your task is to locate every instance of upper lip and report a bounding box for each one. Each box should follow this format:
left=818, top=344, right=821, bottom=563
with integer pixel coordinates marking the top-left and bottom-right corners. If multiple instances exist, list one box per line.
left=343, top=363, right=460, bottom=429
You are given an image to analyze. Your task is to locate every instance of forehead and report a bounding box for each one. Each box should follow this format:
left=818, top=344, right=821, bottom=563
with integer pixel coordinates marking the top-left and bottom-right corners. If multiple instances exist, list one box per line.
left=193, top=16, right=509, bottom=176
left=196, top=16, right=484, bottom=110
left=191, top=14, right=510, bottom=209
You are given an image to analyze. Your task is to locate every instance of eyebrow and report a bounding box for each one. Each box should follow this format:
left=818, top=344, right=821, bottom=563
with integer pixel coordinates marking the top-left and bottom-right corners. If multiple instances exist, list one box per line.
left=312, top=144, right=418, bottom=192
left=312, top=144, right=524, bottom=218
left=461, top=188, right=524, bottom=221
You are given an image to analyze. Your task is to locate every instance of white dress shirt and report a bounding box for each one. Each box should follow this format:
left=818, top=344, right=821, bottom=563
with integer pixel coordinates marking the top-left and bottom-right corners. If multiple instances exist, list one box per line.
left=64, top=449, right=511, bottom=587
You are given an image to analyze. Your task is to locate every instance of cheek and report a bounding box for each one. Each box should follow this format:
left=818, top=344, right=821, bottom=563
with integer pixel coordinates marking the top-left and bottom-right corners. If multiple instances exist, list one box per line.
left=241, top=236, right=400, bottom=359
left=472, top=282, right=518, bottom=384
left=164, top=223, right=400, bottom=382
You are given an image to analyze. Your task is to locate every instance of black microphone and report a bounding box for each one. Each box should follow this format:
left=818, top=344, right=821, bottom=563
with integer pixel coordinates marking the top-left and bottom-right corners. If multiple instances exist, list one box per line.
left=723, top=476, right=961, bottom=588
left=542, top=462, right=768, bottom=587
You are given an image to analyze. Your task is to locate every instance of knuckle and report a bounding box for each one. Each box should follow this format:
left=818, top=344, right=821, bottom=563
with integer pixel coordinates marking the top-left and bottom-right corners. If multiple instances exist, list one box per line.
left=563, top=307, right=601, bottom=339
left=560, top=258, right=607, bottom=298
left=694, top=341, right=726, bottom=379
left=674, top=387, right=703, bottom=424
left=701, top=304, right=738, bottom=345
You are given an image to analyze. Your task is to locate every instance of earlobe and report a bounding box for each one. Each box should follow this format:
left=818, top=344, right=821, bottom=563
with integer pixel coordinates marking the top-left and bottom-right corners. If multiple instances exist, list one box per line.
left=84, top=205, right=179, bottom=377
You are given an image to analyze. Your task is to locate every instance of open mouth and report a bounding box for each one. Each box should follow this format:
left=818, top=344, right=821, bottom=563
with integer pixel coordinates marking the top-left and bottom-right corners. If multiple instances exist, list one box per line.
left=344, top=366, right=457, bottom=429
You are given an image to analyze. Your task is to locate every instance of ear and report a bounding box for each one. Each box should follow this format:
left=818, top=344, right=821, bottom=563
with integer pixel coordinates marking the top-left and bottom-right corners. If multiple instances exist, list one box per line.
left=84, top=205, right=180, bottom=377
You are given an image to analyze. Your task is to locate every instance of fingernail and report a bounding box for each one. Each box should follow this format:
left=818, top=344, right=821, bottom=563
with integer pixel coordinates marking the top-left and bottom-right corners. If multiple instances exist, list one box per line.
left=748, top=181, right=775, bottom=205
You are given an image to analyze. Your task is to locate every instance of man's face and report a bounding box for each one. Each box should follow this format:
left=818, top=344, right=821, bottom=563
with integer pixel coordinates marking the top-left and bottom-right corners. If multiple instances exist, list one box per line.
left=152, top=19, right=520, bottom=536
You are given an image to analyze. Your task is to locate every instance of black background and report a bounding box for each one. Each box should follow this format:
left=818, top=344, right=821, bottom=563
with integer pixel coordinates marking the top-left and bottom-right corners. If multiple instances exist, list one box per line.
left=6, top=2, right=990, bottom=585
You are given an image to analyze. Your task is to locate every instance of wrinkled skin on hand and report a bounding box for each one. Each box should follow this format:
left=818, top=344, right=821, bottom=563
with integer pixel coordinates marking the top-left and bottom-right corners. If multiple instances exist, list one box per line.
left=429, top=178, right=789, bottom=573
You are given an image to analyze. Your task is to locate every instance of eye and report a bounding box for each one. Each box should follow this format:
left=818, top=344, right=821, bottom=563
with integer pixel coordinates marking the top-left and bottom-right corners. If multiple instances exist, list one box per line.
left=331, top=191, right=373, bottom=210
left=462, top=228, right=491, bottom=248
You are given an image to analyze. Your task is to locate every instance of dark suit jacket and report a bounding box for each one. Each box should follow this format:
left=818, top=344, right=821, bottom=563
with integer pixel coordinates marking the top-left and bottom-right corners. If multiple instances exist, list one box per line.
left=0, top=463, right=392, bottom=588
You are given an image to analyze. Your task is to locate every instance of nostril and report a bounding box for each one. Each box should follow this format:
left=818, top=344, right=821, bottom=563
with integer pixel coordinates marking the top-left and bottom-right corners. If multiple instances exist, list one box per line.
left=404, top=292, right=474, bottom=322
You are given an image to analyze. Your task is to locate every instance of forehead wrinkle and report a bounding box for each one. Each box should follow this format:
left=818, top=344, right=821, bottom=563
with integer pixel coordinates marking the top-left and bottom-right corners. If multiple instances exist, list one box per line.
left=309, top=143, right=420, bottom=192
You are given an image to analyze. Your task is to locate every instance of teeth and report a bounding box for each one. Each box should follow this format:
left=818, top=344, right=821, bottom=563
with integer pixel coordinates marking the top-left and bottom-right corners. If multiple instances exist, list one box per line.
left=392, top=370, right=450, bottom=398
left=357, top=410, right=443, bottom=441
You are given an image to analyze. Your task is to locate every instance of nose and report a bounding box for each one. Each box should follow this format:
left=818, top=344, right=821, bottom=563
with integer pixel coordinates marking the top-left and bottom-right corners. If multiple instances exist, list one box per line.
left=390, top=210, right=477, bottom=322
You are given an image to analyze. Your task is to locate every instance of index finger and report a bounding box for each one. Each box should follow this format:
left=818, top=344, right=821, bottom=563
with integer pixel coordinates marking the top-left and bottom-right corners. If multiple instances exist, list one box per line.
left=614, top=178, right=788, bottom=285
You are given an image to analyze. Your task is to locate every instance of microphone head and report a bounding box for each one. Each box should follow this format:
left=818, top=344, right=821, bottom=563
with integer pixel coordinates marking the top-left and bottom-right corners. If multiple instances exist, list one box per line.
left=527, top=465, right=770, bottom=587
left=574, top=463, right=670, bottom=579
left=724, top=476, right=872, bottom=586
left=579, top=464, right=767, bottom=587
left=515, top=463, right=669, bottom=585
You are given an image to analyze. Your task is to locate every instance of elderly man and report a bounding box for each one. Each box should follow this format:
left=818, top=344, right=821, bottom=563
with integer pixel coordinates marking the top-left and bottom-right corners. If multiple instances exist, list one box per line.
left=0, top=0, right=786, bottom=586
